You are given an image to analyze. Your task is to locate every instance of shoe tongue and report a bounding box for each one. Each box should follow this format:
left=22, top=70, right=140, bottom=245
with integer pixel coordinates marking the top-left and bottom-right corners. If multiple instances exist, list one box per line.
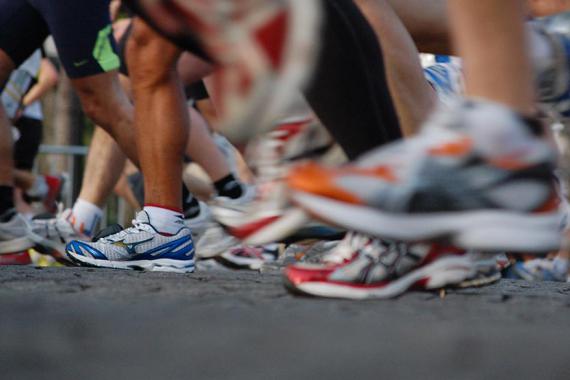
left=136, top=210, right=152, bottom=224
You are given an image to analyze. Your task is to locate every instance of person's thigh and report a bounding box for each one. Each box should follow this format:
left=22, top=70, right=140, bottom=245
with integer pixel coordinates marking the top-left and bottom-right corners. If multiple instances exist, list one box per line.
left=29, top=0, right=120, bottom=79
left=0, top=0, right=48, bottom=84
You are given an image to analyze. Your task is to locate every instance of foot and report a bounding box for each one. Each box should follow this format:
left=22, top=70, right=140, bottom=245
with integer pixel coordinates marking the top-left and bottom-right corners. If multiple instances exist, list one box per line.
left=0, top=209, right=36, bottom=254
left=30, top=209, right=88, bottom=262
left=506, top=257, right=569, bottom=282
left=185, top=201, right=238, bottom=259
left=216, top=244, right=280, bottom=270
left=211, top=119, right=333, bottom=245
left=66, top=211, right=195, bottom=273
left=283, top=238, right=474, bottom=300
left=290, top=100, right=562, bottom=252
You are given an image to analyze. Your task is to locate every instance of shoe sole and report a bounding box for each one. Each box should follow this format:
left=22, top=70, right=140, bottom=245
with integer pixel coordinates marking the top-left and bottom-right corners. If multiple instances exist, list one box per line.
left=66, top=251, right=195, bottom=274
left=284, top=255, right=473, bottom=300
left=243, top=208, right=311, bottom=246
left=220, top=0, right=323, bottom=142
left=292, top=192, right=562, bottom=253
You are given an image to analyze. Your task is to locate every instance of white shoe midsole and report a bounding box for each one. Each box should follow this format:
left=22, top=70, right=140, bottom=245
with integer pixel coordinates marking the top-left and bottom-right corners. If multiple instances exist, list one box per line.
left=293, top=192, right=562, bottom=252
left=67, top=251, right=195, bottom=273
left=295, top=255, right=473, bottom=300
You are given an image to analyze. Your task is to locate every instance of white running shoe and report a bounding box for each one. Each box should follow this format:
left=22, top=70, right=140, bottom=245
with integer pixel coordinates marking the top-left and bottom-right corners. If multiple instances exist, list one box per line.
left=184, top=201, right=238, bottom=259
left=30, top=209, right=88, bottom=262
left=211, top=118, right=333, bottom=245
left=66, top=211, right=195, bottom=273
left=0, top=209, right=36, bottom=254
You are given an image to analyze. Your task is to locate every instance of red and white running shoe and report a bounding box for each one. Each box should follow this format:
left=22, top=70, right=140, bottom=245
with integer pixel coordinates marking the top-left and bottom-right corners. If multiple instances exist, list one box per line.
left=134, top=0, right=323, bottom=142
left=284, top=239, right=475, bottom=300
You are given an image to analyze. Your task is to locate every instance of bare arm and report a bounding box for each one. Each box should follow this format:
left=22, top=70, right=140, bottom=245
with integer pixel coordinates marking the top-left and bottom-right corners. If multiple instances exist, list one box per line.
left=22, top=58, right=58, bottom=107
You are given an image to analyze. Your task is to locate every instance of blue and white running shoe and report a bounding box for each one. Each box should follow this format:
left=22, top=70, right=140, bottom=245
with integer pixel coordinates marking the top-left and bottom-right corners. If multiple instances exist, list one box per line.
left=66, top=211, right=195, bottom=273
left=533, top=16, right=570, bottom=119
left=424, top=61, right=464, bottom=106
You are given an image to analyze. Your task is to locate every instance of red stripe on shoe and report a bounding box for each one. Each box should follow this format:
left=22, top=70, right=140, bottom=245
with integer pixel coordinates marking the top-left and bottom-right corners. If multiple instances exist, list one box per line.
left=254, top=10, right=288, bottom=70
left=228, top=216, right=280, bottom=239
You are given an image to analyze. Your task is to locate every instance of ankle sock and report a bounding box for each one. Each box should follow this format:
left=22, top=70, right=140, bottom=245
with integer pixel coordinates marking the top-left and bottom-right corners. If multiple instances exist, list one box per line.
left=182, top=184, right=201, bottom=218
left=214, top=174, right=243, bottom=199
left=0, top=186, right=15, bottom=215
left=143, top=205, right=184, bottom=235
left=183, top=195, right=201, bottom=219
left=71, top=199, right=103, bottom=237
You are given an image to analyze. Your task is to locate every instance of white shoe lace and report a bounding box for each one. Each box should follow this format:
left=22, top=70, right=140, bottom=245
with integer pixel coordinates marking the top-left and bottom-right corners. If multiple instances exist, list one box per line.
left=99, top=217, right=155, bottom=244
left=323, top=232, right=372, bottom=264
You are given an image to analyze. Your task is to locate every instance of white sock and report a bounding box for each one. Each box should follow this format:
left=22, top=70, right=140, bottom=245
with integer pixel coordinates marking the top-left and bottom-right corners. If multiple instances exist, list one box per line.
left=143, top=206, right=184, bottom=235
left=70, top=199, right=103, bottom=237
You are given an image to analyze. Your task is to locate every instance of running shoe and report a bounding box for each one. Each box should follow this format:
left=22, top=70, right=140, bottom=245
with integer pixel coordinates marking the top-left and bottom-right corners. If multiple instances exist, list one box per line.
left=533, top=18, right=570, bottom=119
left=0, top=251, right=32, bottom=266
left=211, top=118, right=333, bottom=245
left=216, top=244, right=280, bottom=270
left=284, top=240, right=474, bottom=300
left=66, top=211, right=195, bottom=273
left=286, top=232, right=500, bottom=289
left=424, top=61, right=464, bottom=105
left=507, top=257, right=569, bottom=282
left=290, top=100, right=562, bottom=252
left=30, top=209, right=88, bottom=262
left=457, top=252, right=502, bottom=288
left=134, top=0, right=323, bottom=142
left=0, top=209, right=36, bottom=254
left=185, top=201, right=238, bottom=259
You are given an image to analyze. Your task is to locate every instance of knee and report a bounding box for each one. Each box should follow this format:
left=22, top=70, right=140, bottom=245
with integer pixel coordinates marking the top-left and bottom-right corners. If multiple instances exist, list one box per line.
left=126, top=19, right=181, bottom=87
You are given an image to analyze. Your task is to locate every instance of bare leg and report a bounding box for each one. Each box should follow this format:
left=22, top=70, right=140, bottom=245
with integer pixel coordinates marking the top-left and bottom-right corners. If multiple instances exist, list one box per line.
left=71, top=72, right=138, bottom=164
left=356, top=0, right=437, bottom=135
left=449, top=0, right=534, bottom=115
left=186, top=106, right=230, bottom=182
left=0, top=49, right=15, bottom=187
left=387, top=0, right=451, bottom=55
left=77, top=128, right=126, bottom=208
left=127, top=18, right=187, bottom=210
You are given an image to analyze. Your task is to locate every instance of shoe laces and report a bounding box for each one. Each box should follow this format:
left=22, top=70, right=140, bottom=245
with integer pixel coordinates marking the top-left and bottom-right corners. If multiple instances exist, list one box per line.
left=323, top=232, right=378, bottom=264
left=99, top=217, right=154, bottom=244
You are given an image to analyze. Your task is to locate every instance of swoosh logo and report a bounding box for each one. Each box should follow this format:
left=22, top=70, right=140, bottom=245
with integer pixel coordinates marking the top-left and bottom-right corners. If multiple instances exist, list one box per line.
left=73, top=59, right=89, bottom=67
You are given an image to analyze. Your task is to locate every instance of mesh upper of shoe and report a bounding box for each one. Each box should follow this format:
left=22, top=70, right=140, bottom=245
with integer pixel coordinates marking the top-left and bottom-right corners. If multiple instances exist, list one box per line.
left=329, top=101, right=558, bottom=214
left=72, top=212, right=193, bottom=262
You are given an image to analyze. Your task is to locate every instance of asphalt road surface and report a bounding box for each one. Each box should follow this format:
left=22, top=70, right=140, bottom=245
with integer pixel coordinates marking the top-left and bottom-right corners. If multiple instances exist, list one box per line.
left=1, top=265, right=569, bottom=380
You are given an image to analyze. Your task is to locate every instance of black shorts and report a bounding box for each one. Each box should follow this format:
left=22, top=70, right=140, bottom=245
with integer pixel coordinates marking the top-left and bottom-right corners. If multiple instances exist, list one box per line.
left=13, top=116, right=43, bottom=171
left=0, top=0, right=119, bottom=79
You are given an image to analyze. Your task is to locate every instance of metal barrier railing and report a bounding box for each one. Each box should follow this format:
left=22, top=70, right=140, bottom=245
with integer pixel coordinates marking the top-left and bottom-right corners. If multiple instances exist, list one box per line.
left=37, top=144, right=127, bottom=227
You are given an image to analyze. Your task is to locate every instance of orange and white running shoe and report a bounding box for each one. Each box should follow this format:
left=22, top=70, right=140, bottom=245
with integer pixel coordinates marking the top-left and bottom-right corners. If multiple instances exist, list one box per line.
left=133, top=0, right=323, bottom=142
left=289, top=100, right=562, bottom=253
